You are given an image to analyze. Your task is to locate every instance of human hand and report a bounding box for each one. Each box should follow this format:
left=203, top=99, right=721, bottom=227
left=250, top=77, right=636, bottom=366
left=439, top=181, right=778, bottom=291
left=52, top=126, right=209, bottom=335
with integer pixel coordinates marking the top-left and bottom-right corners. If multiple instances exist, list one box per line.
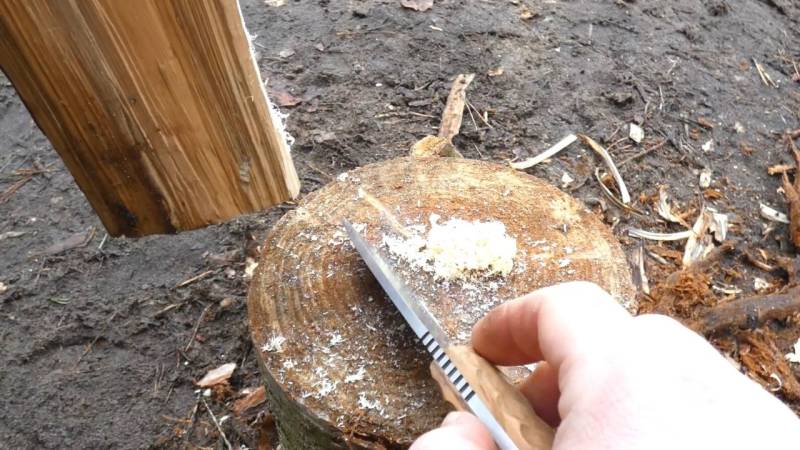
left=411, top=281, right=800, bottom=450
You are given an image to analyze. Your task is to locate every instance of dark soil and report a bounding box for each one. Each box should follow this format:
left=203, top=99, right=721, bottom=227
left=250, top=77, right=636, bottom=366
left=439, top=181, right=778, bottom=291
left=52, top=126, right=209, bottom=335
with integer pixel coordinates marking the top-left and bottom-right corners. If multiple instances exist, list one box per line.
left=1, top=0, right=799, bottom=448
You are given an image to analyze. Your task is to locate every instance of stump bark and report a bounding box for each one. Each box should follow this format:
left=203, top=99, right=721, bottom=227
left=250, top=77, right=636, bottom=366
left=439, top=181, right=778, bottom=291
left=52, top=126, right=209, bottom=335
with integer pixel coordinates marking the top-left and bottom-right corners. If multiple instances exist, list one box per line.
left=248, top=157, right=634, bottom=449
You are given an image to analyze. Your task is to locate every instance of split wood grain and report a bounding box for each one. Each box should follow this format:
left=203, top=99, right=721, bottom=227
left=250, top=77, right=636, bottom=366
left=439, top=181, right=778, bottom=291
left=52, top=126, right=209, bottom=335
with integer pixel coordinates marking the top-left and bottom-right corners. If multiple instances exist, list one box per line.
left=0, top=0, right=299, bottom=236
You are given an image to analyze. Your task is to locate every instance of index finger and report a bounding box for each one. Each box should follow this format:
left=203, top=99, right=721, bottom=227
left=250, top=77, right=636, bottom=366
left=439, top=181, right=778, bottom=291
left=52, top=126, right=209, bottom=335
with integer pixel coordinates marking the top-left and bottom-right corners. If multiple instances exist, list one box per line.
left=471, top=282, right=632, bottom=369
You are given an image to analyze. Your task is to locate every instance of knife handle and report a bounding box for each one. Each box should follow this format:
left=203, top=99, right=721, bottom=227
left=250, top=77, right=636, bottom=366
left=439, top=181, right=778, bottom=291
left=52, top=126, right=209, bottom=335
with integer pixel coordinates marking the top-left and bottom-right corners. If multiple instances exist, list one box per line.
left=432, top=345, right=555, bottom=450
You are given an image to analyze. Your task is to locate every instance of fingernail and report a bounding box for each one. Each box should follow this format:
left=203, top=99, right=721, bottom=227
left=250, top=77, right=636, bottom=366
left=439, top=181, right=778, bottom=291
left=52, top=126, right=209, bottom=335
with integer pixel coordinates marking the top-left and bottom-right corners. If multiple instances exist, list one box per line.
left=441, top=411, right=463, bottom=427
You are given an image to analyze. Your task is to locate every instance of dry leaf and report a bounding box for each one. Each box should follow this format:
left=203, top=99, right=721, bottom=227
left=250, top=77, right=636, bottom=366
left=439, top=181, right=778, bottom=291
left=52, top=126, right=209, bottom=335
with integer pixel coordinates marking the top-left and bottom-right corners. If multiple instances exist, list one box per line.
left=270, top=90, right=303, bottom=107
left=197, top=363, right=237, bottom=388
left=401, top=0, right=433, bottom=12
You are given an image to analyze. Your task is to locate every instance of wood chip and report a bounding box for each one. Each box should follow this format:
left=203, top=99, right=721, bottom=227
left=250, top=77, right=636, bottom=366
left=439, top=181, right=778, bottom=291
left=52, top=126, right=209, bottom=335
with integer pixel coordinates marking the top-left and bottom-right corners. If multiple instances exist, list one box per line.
left=438, top=74, right=475, bottom=141
left=487, top=67, right=504, bottom=77
left=629, top=123, right=644, bottom=143
left=401, top=0, right=433, bottom=12
left=197, top=363, right=237, bottom=388
left=699, top=168, right=712, bottom=188
left=683, top=207, right=714, bottom=267
left=656, top=186, right=686, bottom=226
left=233, top=386, right=267, bottom=416
left=760, top=203, right=790, bottom=224
left=510, top=134, right=577, bottom=170
left=579, top=134, right=631, bottom=204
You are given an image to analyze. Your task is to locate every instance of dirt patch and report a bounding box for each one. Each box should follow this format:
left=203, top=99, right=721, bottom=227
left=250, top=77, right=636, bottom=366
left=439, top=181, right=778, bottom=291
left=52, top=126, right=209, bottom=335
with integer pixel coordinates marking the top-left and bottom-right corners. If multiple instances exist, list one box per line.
left=1, top=0, right=799, bottom=448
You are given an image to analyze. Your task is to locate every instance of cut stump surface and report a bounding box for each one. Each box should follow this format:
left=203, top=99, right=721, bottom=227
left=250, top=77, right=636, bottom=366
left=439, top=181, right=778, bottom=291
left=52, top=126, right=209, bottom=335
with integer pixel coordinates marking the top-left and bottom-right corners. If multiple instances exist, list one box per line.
left=248, top=157, right=634, bottom=449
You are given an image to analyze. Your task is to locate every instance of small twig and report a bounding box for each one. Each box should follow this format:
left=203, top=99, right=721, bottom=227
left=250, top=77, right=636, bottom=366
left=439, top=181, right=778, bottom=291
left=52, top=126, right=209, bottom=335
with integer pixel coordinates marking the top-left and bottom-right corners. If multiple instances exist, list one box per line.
left=691, top=285, right=800, bottom=335
left=201, top=397, right=233, bottom=450
left=175, top=270, right=214, bottom=288
left=184, top=304, right=212, bottom=353
left=0, top=174, right=33, bottom=203
left=619, top=139, right=667, bottom=167
left=465, top=99, right=493, bottom=129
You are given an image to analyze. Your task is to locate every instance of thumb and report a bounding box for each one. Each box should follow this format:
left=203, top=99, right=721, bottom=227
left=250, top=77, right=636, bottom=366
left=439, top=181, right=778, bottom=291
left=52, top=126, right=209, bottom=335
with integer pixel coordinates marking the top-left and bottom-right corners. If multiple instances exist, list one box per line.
left=410, top=412, right=496, bottom=450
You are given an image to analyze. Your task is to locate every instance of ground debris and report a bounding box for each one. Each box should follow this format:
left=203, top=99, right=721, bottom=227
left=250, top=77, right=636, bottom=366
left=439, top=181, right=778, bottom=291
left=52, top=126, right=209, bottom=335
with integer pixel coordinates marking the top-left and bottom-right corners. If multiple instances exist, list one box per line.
left=738, top=330, right=800, bottom=402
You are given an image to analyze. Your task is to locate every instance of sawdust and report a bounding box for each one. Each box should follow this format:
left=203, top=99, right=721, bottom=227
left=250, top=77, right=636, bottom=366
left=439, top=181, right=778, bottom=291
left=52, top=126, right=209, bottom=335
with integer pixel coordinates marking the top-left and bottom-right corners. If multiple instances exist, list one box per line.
left=737, top=330, right=800, bottom=403
left=642, top=271, right=715, bottom=319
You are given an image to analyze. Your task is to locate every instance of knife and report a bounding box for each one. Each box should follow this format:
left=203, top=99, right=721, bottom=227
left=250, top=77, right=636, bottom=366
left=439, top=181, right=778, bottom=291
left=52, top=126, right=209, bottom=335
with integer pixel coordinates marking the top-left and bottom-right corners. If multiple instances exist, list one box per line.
left=344, top=220, right=554, bottom=450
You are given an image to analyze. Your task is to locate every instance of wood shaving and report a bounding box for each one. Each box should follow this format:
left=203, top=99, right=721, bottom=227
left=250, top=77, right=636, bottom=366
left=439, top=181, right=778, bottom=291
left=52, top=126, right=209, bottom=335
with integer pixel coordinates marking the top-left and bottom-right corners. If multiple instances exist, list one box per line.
left=383, top=214, right=517, bottom=280
left=627, top=228, right=692, bottom=241
left=580, top=134, right=631, bottom=204
left=510, top=134, right=577, bottom=170
left=656, top=186, right=686, bottom=225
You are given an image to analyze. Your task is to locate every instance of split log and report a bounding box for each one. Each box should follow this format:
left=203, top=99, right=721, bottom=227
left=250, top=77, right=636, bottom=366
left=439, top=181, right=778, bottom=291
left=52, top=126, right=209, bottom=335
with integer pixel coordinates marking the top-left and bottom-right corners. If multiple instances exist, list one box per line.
left=248, top=157, right=634, bottom=449
left=0, top=0, right=299, bottom=237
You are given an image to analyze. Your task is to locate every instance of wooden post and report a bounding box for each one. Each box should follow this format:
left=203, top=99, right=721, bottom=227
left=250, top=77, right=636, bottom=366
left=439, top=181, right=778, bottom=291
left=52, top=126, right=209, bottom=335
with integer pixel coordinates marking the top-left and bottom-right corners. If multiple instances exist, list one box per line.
left=247, top=157, right=635, bottom=449
left=0, top=0, right=299, bottom=236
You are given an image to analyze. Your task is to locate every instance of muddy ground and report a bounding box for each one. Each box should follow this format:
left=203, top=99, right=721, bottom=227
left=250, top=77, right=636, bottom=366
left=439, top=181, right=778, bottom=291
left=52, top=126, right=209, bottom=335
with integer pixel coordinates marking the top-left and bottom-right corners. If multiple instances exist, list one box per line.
left=1, top=0, right=799, bottom=448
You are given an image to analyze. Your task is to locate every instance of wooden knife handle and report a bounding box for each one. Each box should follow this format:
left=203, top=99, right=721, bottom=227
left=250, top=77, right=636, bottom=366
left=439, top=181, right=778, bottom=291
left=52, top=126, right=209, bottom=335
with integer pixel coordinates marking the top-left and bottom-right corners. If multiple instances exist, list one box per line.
left=431, top=345, right=555, bottom=450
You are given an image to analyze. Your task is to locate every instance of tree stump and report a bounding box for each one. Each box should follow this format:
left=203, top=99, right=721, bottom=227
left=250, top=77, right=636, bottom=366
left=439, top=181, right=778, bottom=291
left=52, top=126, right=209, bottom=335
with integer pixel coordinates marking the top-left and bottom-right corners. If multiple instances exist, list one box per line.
left=248, top=157, right=635, bottom=449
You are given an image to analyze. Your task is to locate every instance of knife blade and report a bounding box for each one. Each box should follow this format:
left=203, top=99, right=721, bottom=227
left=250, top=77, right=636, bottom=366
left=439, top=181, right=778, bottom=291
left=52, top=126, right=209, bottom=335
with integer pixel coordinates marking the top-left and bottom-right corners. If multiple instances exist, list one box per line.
left=343, top=219, right=523, bottom=450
